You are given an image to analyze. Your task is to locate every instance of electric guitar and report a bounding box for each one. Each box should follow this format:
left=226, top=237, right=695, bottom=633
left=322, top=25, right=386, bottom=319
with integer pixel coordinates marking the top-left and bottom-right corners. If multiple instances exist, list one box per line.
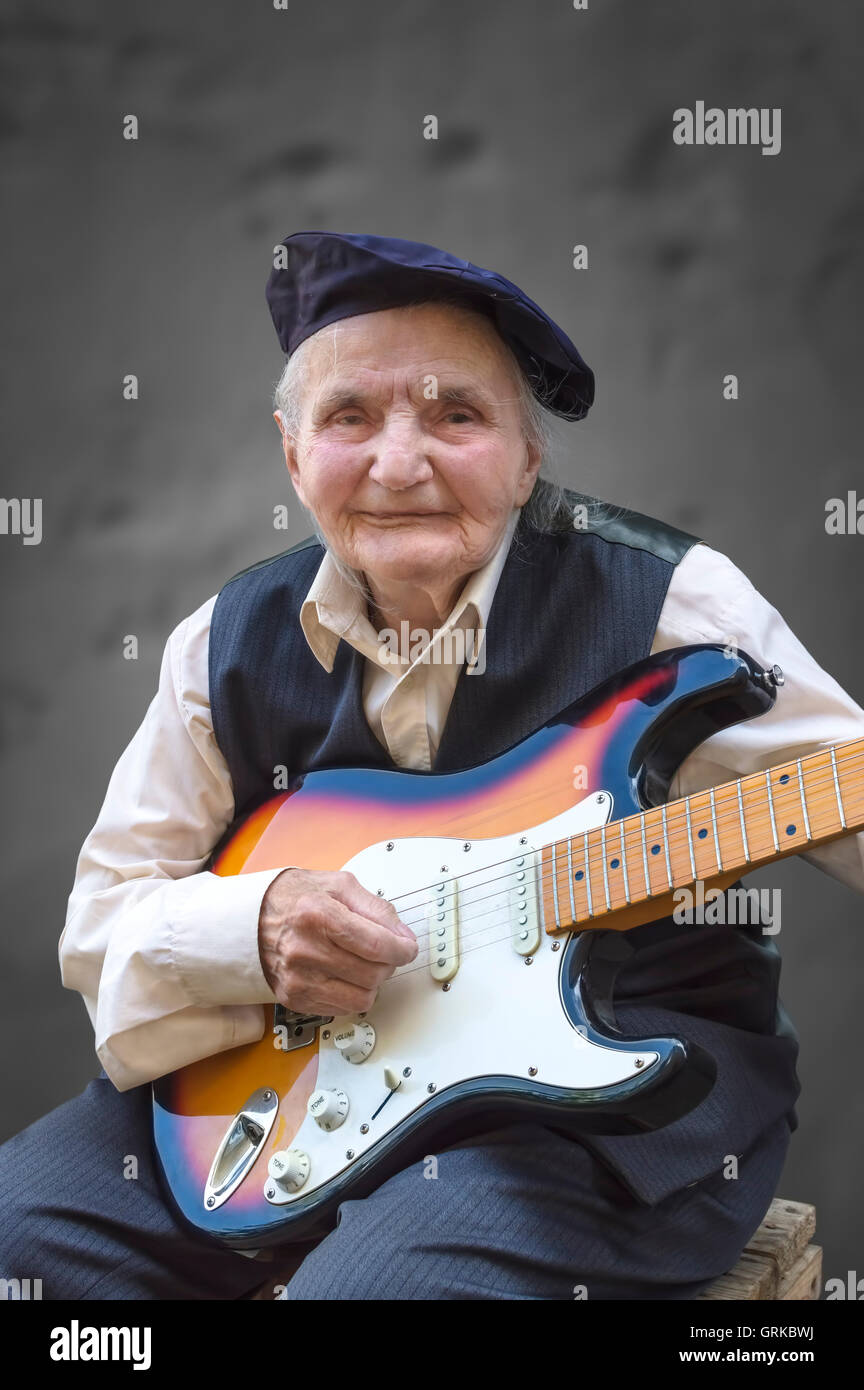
left=152, top=643, right=864, bottom=1248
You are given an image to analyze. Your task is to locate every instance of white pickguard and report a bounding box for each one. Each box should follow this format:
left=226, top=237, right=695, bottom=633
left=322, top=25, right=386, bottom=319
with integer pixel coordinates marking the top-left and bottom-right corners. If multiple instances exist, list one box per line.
left=264, top=790, right=659, bottom=1205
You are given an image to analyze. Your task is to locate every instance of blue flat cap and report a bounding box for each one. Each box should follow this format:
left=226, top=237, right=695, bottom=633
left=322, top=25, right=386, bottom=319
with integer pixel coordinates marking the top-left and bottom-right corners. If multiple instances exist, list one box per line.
left=265, top=231, right=595, bottom=422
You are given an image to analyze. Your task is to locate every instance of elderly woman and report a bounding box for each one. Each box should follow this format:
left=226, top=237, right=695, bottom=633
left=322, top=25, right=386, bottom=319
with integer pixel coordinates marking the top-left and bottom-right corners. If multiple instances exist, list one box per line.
left=2, top=232, right=863, bottom=1301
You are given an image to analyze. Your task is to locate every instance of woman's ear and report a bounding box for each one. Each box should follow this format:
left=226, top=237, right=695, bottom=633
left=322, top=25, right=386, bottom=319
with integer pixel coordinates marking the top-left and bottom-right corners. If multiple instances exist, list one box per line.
left=515, top=439, right=544, bottom=505
left=273, top=409, right=289, bottom=458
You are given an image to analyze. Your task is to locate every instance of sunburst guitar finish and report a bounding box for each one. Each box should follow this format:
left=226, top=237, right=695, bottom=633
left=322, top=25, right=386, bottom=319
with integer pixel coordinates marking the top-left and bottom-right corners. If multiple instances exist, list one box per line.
left=152, top=643, right=864, bottom=1248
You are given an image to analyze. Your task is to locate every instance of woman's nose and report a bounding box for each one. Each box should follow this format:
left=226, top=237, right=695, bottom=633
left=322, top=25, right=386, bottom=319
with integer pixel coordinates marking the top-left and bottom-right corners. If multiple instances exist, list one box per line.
left=367, top=417, right=434, bottom=489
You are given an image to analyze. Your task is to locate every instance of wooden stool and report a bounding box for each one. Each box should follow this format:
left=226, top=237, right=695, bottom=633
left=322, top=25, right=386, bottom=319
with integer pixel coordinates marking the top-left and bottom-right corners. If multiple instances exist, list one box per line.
left=699, top=1198, right=822, bottom=1300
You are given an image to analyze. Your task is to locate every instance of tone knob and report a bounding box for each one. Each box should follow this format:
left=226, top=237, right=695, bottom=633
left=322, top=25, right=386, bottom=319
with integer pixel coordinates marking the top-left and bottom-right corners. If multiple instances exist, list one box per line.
left=332, top=1019, right=376, bottom=1064
left=267, top=1148, right=310, bottom=1193
left=307, top=1087, right=350, bottom=1131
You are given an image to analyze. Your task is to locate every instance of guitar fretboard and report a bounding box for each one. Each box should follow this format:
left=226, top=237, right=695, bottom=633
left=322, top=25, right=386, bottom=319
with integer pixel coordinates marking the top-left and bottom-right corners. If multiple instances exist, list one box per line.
left=539, top=738, right=864, bottom=931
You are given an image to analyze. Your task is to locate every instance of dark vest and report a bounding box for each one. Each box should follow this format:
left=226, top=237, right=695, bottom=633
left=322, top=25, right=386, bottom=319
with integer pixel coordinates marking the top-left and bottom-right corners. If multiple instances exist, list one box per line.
left=209, top=496, right=800, bottom=1205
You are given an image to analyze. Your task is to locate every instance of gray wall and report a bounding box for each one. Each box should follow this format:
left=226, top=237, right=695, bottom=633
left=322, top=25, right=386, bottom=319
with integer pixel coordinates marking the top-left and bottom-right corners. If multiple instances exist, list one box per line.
left=1, top=0, right=862, bottom=1290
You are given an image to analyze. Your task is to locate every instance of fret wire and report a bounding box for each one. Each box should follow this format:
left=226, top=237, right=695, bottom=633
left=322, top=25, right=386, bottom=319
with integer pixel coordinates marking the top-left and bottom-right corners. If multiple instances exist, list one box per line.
left=551, top=841, right=561, bottom=928
left=436, top=750, right=861, bottom=922
left=619, top=820, right=631, bottom=904
left=600, top=824, right=611, bottom=912
left=709, top=787, right=722, bottom=871
left=566, top=836, right=576, bottom=925
left=796, top=758, right=811, bottom=839
left=610, top=754, right=853, bottom=884
left=830, top=747, right=847, bottom=829
left=685, top=796, right=696, bottom=879
left=765, top=770, right=779, bottom=852
left=737, top=780, right=750, bottom=862
left=537, top=875, right=548, bottom=934
left=640, top=811, right=651, bottom=897
left=392, top=747, right=864, bottom=937
left=661, top=804, right=672, bottom=887
left=592, top=755, right=856, bottom=897
left=397, top=756, right=864, bottom=950
left=602, top=752, right=855, bottom=888
left=583, top=832, right=594, bottom=917
left=504, top=750, right=863, bottom=923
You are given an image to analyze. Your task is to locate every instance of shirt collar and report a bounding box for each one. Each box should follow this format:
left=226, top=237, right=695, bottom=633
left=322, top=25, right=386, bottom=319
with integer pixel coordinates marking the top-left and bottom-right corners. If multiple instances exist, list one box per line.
left=300, top=507, right=520, bottom=673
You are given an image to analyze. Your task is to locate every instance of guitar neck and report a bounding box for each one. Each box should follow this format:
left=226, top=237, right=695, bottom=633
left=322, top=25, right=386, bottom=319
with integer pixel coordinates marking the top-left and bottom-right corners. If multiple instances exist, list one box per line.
left=541, top=737, right=864, bottom=931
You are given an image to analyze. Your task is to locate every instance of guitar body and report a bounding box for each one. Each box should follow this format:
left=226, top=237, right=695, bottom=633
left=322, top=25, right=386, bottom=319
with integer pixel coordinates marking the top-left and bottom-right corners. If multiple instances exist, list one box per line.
left=153, top=643, right=779, bottom=1248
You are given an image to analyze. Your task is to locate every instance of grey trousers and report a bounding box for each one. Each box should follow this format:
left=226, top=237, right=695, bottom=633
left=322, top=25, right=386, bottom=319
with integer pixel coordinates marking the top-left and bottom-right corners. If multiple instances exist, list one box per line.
left=0, top=1072, right=791, bottom=1301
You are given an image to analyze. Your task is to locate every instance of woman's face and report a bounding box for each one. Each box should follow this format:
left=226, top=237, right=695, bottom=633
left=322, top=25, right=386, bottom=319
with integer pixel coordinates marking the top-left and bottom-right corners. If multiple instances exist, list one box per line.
left=275, top=302, right=542, bottom=593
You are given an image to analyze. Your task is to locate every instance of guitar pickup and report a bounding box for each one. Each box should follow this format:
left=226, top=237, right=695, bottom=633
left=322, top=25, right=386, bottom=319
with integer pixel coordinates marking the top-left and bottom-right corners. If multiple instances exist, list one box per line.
left=428, top=878, right=460, bottom=983
left=511, top=851, right=541, bottom=956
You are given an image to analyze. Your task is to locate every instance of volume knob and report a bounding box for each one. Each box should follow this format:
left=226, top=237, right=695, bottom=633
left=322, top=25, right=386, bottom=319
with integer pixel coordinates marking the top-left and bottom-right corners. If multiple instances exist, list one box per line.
left=267, top=1148, right=310, bottom=1193
left=332, top=1020, right=376, bottom=1065
left=307, top=1087, right=350, bottom=1131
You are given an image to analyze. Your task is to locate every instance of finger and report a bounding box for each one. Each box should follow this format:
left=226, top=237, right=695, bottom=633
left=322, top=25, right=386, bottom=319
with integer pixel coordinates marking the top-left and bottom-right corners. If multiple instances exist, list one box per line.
left=307, top=945, right=396, bottom=993
left=325, top=871, right=417, bottom=942
left=317, top=898, right=418, bottom=966
left=298, top=976, right=379, bottom=1017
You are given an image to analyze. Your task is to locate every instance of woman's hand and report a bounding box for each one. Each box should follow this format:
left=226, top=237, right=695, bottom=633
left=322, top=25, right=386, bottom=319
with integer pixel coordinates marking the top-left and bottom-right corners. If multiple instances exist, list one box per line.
left=258, top=867, right=418, bottom=1016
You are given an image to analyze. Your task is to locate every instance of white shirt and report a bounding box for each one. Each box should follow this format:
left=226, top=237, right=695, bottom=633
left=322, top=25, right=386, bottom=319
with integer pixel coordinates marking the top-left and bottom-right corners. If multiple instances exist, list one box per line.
left=299, top=509, right=519, bottom=770
left=60, top=519, right=864, bottom=1091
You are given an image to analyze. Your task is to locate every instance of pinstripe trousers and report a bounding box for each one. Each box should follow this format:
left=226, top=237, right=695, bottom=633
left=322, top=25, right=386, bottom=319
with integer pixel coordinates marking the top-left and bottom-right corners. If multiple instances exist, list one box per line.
left=0, top=1071, right=792, bottom=1300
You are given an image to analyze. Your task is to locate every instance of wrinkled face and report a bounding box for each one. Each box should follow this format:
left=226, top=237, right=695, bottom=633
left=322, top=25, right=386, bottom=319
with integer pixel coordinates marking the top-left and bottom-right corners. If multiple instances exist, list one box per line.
left=275, top=302, right=542, bottom=591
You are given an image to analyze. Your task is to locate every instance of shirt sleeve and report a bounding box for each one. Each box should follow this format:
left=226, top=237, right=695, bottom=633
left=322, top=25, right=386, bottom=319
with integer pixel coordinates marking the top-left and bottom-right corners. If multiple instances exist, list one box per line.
left=652, top=542, right=864, bottom=895
left=59, top=595, right=285, bottom=1092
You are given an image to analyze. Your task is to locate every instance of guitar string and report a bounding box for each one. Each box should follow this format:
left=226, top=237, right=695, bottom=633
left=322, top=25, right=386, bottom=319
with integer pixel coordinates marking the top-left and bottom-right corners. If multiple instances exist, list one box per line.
left=376, top=759, right=864, bottom=957
left=377, top=843, right=808, bottom=991
left=377, top=742, right=864, bottom=918
left=254, top=741, right=864, bottom=920
left=383, top=788, right=863, bottom=977
left=256, top=751, right=864, bottom=997
left=393, top=777, right=864, bottom=960
left=380, top=749, right=864, bottom=937
left=313, top=761, right=864, bottom=970
left=269, top=759, right=864, bottom=1001
left=305, top=784, right=863, bottom=998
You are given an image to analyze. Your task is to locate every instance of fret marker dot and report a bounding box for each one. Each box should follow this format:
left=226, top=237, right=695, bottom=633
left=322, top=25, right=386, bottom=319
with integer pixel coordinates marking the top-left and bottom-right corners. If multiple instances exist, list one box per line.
left=574, top=870, right=584, bottom=881
left=779, top=774, right=790, bottom=784
left=785, top=824, right=796, bottom=836
left=610, top=857, right=620, bottom=869
left=697, top=828, right=708, bottom=839
left=651, top=844, right=661, bottom=855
